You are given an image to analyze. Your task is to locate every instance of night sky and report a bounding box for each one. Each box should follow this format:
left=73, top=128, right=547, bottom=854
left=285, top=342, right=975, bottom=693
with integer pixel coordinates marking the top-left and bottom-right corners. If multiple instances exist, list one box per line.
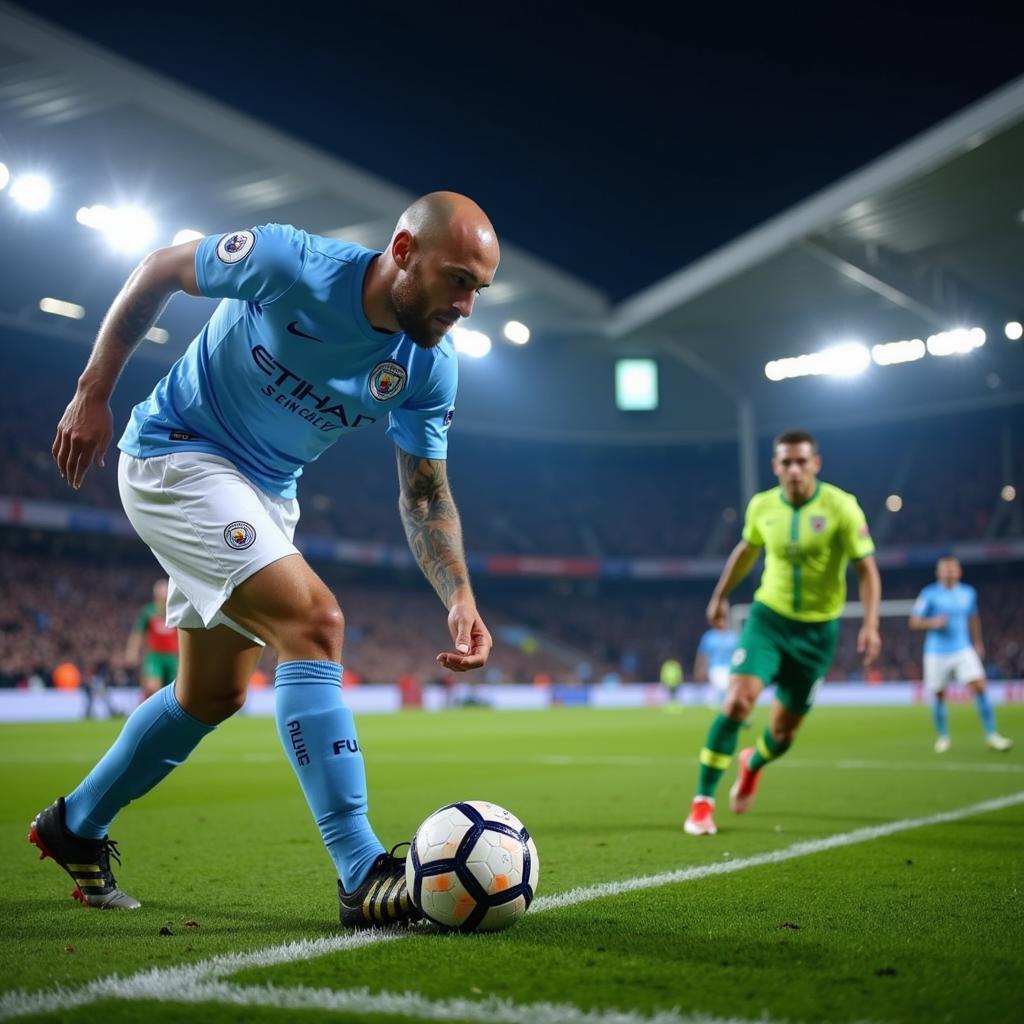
left=22, top=1, right=1024, bottom=301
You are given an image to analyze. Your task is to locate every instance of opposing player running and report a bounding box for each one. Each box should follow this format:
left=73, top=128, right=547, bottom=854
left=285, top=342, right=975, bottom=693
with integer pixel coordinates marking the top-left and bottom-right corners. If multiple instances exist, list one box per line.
left=33, top=192, right=498, bottom=926
left=684, top=430, right=881, bottom=835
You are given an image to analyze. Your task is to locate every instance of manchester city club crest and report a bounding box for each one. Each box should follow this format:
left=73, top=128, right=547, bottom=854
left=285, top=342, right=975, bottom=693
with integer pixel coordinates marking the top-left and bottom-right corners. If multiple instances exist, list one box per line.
left=223, top=521, right=257, bottom=550
left=369, top=360, right=407, bottom=401
left=810, top=515, right=826, bottom=533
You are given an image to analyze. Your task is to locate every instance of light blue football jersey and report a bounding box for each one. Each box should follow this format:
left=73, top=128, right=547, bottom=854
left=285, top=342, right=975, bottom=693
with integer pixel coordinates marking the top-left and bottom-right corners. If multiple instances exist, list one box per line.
left=912, top=582, right=978, bottom=655
left=119, top=224, right=457, bottom=498
left=697, top=628, right=738, bottom=669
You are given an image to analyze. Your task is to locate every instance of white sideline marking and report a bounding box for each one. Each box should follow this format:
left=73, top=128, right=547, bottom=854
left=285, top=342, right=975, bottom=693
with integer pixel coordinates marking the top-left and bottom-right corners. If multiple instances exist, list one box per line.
left=0, top=931, right=401, bottom=1021
left=2, top=791, right=1022, bottom=1022
left=531, top=790, right=1024, bottom=912
left=44, top=978, right=782, bottom=1024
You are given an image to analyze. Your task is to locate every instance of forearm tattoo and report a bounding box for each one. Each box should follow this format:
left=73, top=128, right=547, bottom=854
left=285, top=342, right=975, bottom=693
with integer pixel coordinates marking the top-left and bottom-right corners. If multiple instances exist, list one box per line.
left=110, top=274, right=170, bottom=349
left=397, top=450, right=469, bottom=607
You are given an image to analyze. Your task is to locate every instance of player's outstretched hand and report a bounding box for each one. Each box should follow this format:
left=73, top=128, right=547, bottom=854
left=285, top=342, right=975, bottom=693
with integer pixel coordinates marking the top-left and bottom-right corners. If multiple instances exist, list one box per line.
left=706, top=595, right=729, bottom=629
left=858, top=624, right=881, bottom=666
left=438, top=601, right=493, bottom=672
left=53, top=388, right=113, bottom=490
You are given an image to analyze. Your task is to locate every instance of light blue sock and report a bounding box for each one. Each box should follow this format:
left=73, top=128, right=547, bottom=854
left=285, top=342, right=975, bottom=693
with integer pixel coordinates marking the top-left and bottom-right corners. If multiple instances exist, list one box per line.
left=65, top=684, right=215, bottom=839
left=274, top=661, right=384, bottom=891
left=932, top=699, right=949, bottom=738
left=975, top=691, right=996, bottom=735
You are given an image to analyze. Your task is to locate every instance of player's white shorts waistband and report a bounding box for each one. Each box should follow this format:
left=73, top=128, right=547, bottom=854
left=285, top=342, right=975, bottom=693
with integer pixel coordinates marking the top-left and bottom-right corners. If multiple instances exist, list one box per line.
left=923, top=648, right=985, bottom=693
left=118, top=451, right=300, bottom=643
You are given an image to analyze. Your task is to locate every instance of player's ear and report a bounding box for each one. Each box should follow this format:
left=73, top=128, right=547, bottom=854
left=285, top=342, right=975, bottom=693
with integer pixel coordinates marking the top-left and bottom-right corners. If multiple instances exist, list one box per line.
left=391, top=229, right=414, bottom=268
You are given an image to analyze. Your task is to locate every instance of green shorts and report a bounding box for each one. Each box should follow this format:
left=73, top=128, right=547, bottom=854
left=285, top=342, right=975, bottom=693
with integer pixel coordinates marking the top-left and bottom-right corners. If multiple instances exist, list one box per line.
left=731, top=602, right=839, bottom=715
left=142, top=651, right=179, bottom=687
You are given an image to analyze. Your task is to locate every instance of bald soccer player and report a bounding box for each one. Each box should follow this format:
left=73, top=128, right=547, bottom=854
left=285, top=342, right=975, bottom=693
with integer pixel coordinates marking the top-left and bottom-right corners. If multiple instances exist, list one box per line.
left=684, top=429, right=882, bottom=836
left=34, top=193, right=499, bottom=927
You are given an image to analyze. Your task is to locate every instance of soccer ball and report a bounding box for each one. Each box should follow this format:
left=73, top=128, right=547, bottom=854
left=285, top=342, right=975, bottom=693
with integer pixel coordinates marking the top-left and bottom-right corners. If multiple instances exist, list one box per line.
left=407, top=800, right=539, bottom=932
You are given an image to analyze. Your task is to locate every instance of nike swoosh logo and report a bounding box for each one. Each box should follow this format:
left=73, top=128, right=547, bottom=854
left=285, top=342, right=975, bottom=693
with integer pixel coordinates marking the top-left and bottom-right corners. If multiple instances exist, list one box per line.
left=287, top=320, right=325, bottom=343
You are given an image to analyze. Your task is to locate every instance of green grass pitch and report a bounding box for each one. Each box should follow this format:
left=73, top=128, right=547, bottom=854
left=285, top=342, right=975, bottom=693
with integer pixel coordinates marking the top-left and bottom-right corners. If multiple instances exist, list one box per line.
left=1, top=703, right=1021, bottom=1023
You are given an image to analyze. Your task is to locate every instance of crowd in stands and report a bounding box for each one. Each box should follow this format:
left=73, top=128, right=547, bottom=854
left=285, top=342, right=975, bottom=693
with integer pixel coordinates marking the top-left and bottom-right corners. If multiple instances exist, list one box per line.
left=0, top=548, right=617, bottom=691
left=2, top=330, right=1020, bottom=696
left=5, top=403, right=1020, bottom=559
left=2, top=542, right=1020, bottom=692
left=2, top=331, right=1020, bottom=562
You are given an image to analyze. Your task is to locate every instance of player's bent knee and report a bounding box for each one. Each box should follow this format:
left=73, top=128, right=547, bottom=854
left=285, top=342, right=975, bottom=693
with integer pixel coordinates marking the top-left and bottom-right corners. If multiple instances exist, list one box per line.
left=722, top=694, right=753, bottom=720
left=277, top=601, right=345, bottom=661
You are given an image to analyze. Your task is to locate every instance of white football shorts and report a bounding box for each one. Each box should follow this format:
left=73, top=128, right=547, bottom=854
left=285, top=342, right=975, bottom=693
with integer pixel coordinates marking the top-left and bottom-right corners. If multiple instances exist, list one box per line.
left=922, top=648, right=985, bottom=693
left=118, top=451, right=300, bottom=643
left=708, top=665, right=731, bottom=693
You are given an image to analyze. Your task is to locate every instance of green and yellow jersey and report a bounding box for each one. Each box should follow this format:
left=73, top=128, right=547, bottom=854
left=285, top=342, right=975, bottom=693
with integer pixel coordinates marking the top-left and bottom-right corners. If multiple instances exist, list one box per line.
left=742, top=482, right=874, bottom=623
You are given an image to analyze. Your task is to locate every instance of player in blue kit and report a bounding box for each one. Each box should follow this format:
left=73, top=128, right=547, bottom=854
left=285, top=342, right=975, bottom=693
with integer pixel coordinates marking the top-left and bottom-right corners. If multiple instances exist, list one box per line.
left=33, top=192, right=500, bottom=926
left=910, top=556, right=1012, bottom=753
left=694, top=610, right=738, bottom=704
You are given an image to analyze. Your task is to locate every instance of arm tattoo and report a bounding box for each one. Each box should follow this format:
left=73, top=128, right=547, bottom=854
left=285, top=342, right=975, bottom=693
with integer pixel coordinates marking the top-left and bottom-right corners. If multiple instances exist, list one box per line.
left=111, top=285, right=170, bottom=349
left=397, top=449, right=469, bottom=607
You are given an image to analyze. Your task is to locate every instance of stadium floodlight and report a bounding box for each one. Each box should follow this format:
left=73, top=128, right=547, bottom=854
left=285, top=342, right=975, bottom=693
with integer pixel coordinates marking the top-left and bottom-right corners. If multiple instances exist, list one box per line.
left=926, top=327, right=985, bottom=357
left=502, top=320, right=531, bottom=345
left=78, top=204, right=157, bottom=251
left=173, top=229, right=204, bottom=245
left=39, top=297, right=85, bottom=319
left=0, top=162, right=9, bottom=191
left=885, top=494, right=903, bottom=512
left=145, top=327, right=169, bottom=344
left=76, top=204, right=112, bottom=229
left=872, top=339, right=926, bottom=366
left=1005, top=321, right=1023, bottom=341
left=451, top=326, right=492, bottom=358
left=106, top=206, right=157, bottom=252
left=10, top=173, right=51, bottom=210
left=764, top=342, right=869, bottom=381
left=1002, top=485, right=1017, bottom=502
left=821, top=342, right=870, bottom=377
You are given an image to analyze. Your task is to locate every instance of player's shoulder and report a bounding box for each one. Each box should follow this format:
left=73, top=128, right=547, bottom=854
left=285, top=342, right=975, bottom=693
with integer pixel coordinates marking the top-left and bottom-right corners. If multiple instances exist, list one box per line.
left=748, top=486, right=783, bottom=511
left=239, top=222, right=310, bottom=254
left=817, top=481, right=860, bottom=507
left=302, top=233, right=373, bottom=267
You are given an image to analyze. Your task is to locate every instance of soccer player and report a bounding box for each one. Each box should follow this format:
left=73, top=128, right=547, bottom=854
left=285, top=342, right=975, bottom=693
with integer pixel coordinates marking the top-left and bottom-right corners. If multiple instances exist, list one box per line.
left=693, top=609, right=738, bottom=704
left=684, top=430, right=881, bottom=836
left=124, top=578, right=179, bottom=700
left=32, top=192, right=499, bottom=926
left=910, top=556, right=1012, bottom=753
left=660, top=656, right=685, bottom=712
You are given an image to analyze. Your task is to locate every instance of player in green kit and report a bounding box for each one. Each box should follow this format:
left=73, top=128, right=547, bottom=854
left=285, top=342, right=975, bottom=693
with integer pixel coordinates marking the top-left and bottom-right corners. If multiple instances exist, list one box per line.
left=124, top=579, right=179, bottom=701
left=684, top=430, right=881, bottom=835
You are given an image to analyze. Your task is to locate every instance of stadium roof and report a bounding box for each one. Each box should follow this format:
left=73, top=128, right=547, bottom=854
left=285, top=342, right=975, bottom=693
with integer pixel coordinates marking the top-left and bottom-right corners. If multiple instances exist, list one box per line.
left=0, top=2, right=608, bottom=362
left=604, top=75, right=1024, bottom=438
left=1, top=1, right=1021, bottom=446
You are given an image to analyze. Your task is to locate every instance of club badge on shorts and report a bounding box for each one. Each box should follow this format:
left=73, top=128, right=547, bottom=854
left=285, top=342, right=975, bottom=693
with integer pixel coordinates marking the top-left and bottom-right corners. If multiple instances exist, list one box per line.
left=369, top=361, right=407, bottom=401
left=216, top=230, right=255, bottom=264
left=224, top=521, right=257, bottom=550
